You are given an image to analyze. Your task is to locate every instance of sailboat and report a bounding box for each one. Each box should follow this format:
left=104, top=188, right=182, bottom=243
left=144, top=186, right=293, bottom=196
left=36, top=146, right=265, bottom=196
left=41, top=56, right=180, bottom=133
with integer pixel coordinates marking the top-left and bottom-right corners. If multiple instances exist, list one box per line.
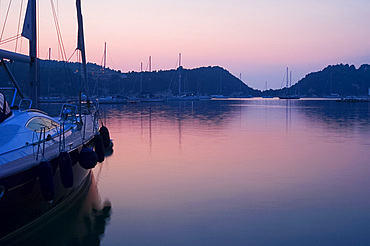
left=132, top=57, right=166, bottom=102
left=262, top=81, right=274, bottom=98
left=279, top=67, right=300, bottom=99
left=211, top=72, right=229, bottom=99
left=0, top=0, right=111, bottom=239
left=94, top=42, right=126, bottom=104
left=168, top=53, right=200, bottom=101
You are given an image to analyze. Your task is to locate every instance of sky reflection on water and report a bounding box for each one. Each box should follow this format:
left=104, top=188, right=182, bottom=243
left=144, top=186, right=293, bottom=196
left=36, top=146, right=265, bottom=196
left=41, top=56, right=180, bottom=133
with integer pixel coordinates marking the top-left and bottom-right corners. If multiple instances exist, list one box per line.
left=95, top=99, right=370, bottom=245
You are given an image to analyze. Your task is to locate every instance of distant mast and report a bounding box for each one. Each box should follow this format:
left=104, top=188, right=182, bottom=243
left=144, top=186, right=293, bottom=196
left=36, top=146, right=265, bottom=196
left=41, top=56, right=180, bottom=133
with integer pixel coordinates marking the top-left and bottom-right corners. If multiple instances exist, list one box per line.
left=239, top=73, right=242, bottom=93
left=148, top=56, right=152, bottom=92
left=149, top=56, right=152, bottom=72
left=286, top=67, right=289, bottom=88
left=48, top=48, right=51, bottom=97
left=140, top=62, right=143, bottom=93
left=103, top=42, right=107, bottom=70
left=103, top=42, right=107, bottom=96
left=178, top=53, right=182, bottom=95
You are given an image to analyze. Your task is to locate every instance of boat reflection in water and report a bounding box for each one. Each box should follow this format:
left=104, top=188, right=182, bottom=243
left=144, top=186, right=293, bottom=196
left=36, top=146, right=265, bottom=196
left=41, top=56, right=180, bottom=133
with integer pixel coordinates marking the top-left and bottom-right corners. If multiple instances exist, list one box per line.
left=1, top=173, right=111, bottom=246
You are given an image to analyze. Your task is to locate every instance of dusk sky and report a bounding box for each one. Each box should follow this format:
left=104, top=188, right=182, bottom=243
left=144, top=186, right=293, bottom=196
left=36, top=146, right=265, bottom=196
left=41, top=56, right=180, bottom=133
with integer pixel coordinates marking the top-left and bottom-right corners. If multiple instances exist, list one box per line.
left=1, top=0, right=370, bottom=90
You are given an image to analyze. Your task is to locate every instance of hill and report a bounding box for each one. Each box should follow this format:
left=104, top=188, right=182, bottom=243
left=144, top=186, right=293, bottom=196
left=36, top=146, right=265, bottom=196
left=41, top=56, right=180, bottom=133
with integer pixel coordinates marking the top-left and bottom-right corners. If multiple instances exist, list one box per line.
left=264, top=64, right=370, bottom=97
left=1, top=60, right=369, bottom=98
left=0, top=60, right=259, bottom=97
left=123, top=66, right=260, bottom=97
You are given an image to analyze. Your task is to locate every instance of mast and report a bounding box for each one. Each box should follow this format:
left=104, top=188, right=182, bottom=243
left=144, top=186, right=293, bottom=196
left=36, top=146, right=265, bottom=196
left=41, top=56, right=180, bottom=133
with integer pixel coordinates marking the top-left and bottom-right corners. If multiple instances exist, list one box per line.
left=330, top=71, right=333, bottom=95
left=286, top=67, right=289, bottom=88
left=48, top=48, right=51, bottom=97
left=220, top=76, right=223, bottom=95
left=149, top=56, right=152, bottom=72
left=239, top=73, right=242, bottom=93
left=148, top=56, right=152, bottom=92
left=178, top=53, right=182, bottom=95
left=103, top=42, right=107, bottom=69
left=140, top=61, right=143, bottom=93
left=103, top=42, right=107, bottom=96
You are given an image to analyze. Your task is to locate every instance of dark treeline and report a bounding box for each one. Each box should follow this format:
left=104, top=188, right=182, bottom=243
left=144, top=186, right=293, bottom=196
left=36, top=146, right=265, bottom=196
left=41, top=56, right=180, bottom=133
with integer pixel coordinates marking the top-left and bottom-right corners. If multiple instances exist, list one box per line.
left=0, top=60, right=369, bottom=98
left=124, top=66, right=259, bottom=97
left=265, top=64, right=370, bottom=97
left=0, top=60, right=257, bottom=97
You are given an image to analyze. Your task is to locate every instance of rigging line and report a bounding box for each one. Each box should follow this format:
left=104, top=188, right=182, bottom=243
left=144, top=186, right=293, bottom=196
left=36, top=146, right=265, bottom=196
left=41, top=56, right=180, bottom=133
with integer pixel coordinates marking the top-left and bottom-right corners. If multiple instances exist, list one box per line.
left=168, top=57, right=179, bottom=90
left=66, top=48, right=77, bottom=62
left=280, top=71, right=286, bottom=89
left=0, top=33, right=20, bottom=44
left=168, top=67, right=178, bottom=91
left=0, top=35, right=21, bottom=45
left=50, top=0, right=61, bottom=55
left=19, top=34, right=22, bottom=53
left=15, top=0, right=24, bottom=52
left=51, top=4, right=66, bottom=61
left=0, top=0, right=13, bottom=42
left=100, top=43, right=105, bottom=67
left=107, top=48, right=115, bottom=69
left=46, top=49, right=76, bottom=88
left=145, top=61, right=149, bottom=71
left=62, top=50, right=77, bottom=87
left=37, top=0, right=39, bottom=58
left=100, top=52, right=104, bottom=68
left=56, top=0, right=59, bottom=60
left=43, top=49, right=49, bottom=59
left=0, top=37, right=17, bottom=45
left=128, top=72, right=138, bottom=94
left=50, top=0, right=67, bottom=61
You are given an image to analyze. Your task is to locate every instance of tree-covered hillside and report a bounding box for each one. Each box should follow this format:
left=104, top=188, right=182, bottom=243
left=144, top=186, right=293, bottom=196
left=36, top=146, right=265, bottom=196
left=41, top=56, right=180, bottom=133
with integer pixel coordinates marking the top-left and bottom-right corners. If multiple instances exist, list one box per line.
left=1, top=60, right=369, bottom=98
left=0, top=60, right=258, bottom=97
left=263, top=64, right=370, bottom=97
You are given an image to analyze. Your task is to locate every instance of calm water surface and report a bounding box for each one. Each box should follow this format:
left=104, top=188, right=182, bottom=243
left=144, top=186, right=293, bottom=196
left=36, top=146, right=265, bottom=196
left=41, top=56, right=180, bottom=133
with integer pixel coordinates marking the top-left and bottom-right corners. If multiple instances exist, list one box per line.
left=38, top=98, right=370, bottom=245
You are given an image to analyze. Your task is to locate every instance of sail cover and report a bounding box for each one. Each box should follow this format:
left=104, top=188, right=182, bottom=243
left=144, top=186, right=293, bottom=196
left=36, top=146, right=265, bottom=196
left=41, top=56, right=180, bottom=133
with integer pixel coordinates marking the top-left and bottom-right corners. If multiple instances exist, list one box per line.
left=22, top=0, right=36, bottom=58
left=76, top=0, right=88, bottom=94
left=0, top=93, right=12, bottom=123
left=21, top=0, right=33, bottom=41
left=76, top=0, right=86, bottom=63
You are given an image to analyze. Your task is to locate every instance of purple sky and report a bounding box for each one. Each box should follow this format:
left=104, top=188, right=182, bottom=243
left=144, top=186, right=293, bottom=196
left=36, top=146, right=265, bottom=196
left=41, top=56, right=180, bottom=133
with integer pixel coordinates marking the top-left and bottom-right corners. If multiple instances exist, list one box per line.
left=1, top=0, right=370, bottom=90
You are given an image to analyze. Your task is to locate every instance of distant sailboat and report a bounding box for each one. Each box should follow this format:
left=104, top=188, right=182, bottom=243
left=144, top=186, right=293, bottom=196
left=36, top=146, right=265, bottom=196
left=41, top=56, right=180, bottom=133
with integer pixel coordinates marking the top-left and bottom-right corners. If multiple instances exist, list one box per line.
left=211, top=72, right=229, bottom=99
left=262, top=81, right=274, bottom=98
left=135, top=56, right=166, bottom=102
left=94, top=43, right=126, bottom=104
left=279, top=67, right=300, bottom=99
left=168, top=53, right=200, bottom=101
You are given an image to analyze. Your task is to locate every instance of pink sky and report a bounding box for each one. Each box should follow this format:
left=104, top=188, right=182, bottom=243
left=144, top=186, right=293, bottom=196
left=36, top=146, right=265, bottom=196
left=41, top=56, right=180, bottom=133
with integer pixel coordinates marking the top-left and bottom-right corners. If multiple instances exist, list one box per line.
left=1, top=0, right=370, bottom=90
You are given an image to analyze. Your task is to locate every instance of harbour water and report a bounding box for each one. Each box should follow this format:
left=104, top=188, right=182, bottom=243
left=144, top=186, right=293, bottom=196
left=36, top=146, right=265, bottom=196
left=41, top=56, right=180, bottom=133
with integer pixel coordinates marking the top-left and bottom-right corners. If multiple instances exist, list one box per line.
left=28, top=99, right=370, bottom=245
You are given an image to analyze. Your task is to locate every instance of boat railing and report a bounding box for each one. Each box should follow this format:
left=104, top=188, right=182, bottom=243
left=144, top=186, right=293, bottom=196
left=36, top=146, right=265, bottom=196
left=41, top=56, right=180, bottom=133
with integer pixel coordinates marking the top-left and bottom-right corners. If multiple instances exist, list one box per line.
left=0, top=87, right=33, bottom=110
left=60, top=104, right=78, bottom=123
left=0, top=87, right=18, bottom=107
left=19, top=99, right=32, bottom=110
